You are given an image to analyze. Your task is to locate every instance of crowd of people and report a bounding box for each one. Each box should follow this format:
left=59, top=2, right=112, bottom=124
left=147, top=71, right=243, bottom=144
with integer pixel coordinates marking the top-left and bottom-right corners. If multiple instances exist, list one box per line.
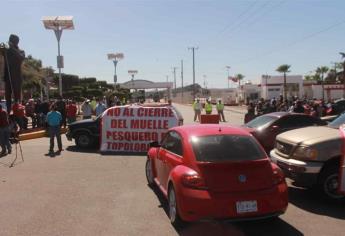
left=245, top=95, right=335, bottom=123
left=0, top=95, right=124, bottom=157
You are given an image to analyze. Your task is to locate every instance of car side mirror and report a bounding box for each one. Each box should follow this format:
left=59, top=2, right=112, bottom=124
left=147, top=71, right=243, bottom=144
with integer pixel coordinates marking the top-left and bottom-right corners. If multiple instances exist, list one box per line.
left=149, top=141, right=160, bottom=148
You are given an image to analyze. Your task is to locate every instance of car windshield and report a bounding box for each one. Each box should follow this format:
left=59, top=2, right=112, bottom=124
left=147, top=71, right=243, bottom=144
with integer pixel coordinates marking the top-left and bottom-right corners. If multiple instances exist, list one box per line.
left=191, top=135, right=266, bottom=162
left=244, top=115, right=278, bottom=128
left=328, top=113, right=345, bottom=129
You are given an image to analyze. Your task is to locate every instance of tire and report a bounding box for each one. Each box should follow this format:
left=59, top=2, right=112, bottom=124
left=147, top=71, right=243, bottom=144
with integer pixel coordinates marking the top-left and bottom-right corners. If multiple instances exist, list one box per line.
left=318, top=165, right=345, bottom=201
left=168, top=186, right=185, bottom=228
left=75, top=132, right=93, bottom=148
left=145, top=159, right=155, bottom=187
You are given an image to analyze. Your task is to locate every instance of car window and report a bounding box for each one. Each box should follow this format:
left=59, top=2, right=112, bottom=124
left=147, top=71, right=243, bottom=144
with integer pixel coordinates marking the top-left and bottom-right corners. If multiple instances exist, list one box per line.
left=191, top=135, right=265, bottom=162
left=275, top=115, right=318, bottom=129
left=245, top=115, right=278, bottom=128
left=161, top=131, right=183, bottom=156
left=328, top=112, right=345, bottom=129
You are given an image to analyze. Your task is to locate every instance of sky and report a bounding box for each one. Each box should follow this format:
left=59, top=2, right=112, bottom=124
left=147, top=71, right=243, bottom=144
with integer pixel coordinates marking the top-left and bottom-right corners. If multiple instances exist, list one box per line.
left=1, top=0, right=345, bottom=88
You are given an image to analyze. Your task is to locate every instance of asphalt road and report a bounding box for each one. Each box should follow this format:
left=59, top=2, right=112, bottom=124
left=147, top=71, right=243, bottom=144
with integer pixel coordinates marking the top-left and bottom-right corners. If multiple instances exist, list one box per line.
left=0, top=103, right=344, bottom=236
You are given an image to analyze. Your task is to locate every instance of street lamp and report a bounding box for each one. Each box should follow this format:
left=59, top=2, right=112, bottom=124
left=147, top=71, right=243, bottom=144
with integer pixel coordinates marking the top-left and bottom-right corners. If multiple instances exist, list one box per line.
left=225, top=66, right=231, bottom=88
left=42, top=16, right=74, bottom=97
left=128, top=70, right=138, bottom=102
left=107, top=53, right=124, bottom=84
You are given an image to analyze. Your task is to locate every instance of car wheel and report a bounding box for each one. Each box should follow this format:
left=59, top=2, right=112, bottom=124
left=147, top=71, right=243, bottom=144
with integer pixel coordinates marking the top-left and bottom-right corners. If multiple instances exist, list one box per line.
left=168, top=186, right=185, bottom=227
left=145, top=159, right=155, bottom=187
left=318, top=165, right=345, bottom=201
left=75, top=132, right=93, bottom=148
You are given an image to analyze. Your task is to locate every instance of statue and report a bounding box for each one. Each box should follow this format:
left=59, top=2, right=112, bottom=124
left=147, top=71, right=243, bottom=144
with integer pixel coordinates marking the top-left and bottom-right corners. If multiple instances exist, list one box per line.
left=0, top=34, right=25, bottom=113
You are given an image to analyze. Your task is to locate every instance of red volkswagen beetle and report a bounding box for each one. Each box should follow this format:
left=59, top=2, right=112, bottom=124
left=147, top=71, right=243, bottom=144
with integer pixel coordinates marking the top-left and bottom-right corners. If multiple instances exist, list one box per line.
left=145, top=125, right=288, bottom=226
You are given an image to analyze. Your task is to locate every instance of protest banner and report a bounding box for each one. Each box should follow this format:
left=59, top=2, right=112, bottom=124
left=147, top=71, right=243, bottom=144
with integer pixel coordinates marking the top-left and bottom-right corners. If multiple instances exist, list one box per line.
left=339, top=125, right=345, bottom=195
left=100, top=105, right=180, bottom=153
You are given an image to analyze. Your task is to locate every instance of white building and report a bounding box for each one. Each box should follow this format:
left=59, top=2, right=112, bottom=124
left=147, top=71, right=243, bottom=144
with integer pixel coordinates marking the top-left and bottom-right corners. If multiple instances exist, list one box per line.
left=261, top=75, right=303, bottom=100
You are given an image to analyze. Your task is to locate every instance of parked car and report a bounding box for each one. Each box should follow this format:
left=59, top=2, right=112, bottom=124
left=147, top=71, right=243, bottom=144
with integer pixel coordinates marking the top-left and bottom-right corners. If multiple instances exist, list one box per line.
left=66, top=104, right=184, bottom=148
left=66, top=116, right=100, bottom=148
left=242, top=112, right=327, bottom=153
left=327, top=98, right=345, bottom=115
left=146, top=125, right=288, bottom=226
left=270, top=112, right=345, bottom=201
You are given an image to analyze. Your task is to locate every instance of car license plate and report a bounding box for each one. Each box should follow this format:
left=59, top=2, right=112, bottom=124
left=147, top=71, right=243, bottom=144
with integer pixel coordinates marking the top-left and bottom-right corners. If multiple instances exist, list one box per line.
left=236, top=201, right=258, bottom=214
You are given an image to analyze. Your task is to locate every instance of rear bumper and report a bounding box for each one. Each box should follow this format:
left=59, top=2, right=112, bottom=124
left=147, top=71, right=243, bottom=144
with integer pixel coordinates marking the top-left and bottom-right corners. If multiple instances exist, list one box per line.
left=270, top=150, right=321, bottom=187
left=176, top=183, right=288, bottom=222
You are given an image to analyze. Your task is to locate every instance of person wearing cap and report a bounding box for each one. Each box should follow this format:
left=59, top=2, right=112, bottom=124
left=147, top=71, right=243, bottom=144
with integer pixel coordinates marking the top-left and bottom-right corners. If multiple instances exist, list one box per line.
left=1, top=34, right=25, bottom=113
left=192, top=98, right=202, bottom=122
left=216, top=99, right=226, bottom=122
left=81, top=99, right=92, bottom=119
left=205, top=99, right=213, bottom=115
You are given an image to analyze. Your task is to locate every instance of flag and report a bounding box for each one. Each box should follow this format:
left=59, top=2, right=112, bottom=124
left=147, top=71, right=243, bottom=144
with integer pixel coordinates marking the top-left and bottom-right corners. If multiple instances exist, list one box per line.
left=228, top=76, right=238, bottom=82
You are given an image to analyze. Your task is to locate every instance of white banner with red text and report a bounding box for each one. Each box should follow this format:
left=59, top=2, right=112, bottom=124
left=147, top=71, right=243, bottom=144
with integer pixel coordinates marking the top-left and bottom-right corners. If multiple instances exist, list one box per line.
left=100, top=105, right=179, bottom=153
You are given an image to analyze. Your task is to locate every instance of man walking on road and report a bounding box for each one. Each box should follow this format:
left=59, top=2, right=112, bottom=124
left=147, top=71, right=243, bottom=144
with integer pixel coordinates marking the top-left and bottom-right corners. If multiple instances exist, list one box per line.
left=47, top=104, right=62, bottom=156
left=193, top=98, right=202, bottom=122
left=0, top=104, right=11, bottom=156
left=216, top=99, right=226, bottom=122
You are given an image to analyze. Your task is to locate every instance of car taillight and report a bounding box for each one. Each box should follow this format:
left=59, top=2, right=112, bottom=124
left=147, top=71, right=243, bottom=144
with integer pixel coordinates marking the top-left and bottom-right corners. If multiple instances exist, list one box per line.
left=271, top=163, right=285, bottom=185
left=181, top=173, right=207, bottom=190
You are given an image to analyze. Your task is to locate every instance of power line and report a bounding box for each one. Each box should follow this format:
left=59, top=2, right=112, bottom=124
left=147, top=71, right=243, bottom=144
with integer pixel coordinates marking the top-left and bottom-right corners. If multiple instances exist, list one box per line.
left=226, top=0, right=286, bottom=40
left=220, top=0, right=272, bottom=37
left=218, top=0, right=259, bottom=35
left=236, top=18, right=345, bottom=65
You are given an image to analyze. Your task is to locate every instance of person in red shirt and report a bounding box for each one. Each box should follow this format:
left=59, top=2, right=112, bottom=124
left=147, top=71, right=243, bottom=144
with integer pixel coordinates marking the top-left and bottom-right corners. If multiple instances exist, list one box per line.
left=66, top=100, right=77, bottom=124
left=12, top=102, right=28, bottom=130
left=0, top=104, right=11, bottom=156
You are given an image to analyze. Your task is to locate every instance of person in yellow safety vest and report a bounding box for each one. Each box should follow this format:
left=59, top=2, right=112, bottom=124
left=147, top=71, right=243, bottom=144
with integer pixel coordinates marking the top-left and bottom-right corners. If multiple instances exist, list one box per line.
left=205, top=100, right=212, bottom=115
left=192, top=98, right=202, bottom=122
left=216, top=99, right=226, bottom=122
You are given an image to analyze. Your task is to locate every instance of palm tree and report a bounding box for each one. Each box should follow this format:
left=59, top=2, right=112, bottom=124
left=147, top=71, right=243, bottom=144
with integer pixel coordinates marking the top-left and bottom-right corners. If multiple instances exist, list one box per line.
left=276, top=64, right=291, bottom=100
left=316, top=66, right=329, bottom=100
left=235, top=74, right=245, bottom=87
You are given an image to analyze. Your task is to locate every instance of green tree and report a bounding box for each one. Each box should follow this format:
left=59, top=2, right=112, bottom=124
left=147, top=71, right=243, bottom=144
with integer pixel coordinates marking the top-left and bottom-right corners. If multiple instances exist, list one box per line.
left=235, top=74, right=245, bottom=87
left=276, top=64, right=291, bottom=100
left=316, top=66, right=329, bottom=100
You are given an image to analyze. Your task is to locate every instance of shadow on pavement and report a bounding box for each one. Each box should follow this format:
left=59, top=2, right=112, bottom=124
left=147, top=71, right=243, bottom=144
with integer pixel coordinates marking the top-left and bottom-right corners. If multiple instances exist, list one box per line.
left=66, top=145, right=100, bottom=154
left=149, top=184, right=303, bottom=236
left=288, top=186, right=345, bottom=219
left=66, top=145, right=146, bottom=156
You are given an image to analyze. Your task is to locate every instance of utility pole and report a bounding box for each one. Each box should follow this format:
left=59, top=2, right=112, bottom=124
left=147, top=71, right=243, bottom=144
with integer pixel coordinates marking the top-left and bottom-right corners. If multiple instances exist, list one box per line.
left=181, top=60, right=184, bottom=103
left=188, top=47, right=198, bottom=100
left=340, top=52, right=345, bottom=98
left=226, top=66, right=231, bottom=89
left=172, top=67, right=178, bottom=97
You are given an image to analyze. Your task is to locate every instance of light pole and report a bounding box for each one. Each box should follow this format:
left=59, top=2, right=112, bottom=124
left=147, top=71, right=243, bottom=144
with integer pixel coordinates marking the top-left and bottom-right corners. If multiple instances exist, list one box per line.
left=181, top=60, right=184, bottom=103
left=262, top=74, right=271, bottom=100
left=107, top=53, right=124, bottom=85
left=172, top=66, right=178, bottom=97
left=128, top=70, right=138, bottom=102
left=42, top=16, right=74, bottom=97
left=340, top=52, right=345, bottom=98
left=188, top=46, right=198, bottom=100
left=225, top=66, right=231, bottom=88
